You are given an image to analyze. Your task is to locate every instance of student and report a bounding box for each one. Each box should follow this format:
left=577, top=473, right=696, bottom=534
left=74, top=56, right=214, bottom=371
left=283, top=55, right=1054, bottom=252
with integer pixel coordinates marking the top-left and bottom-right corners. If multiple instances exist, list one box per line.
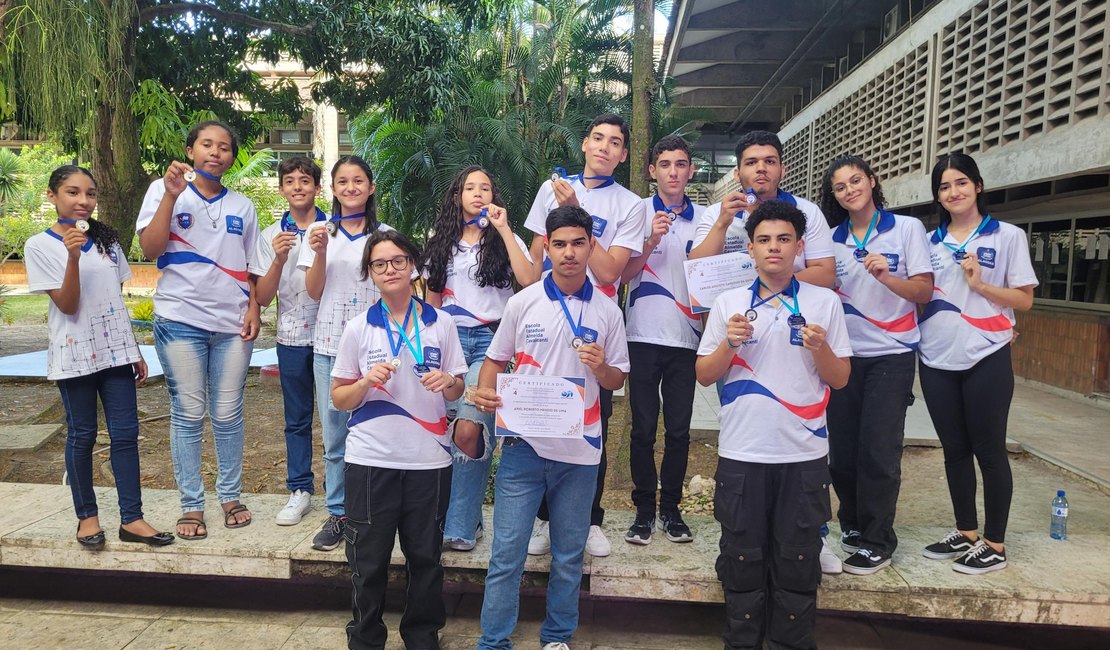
left=471, top=205, right=630, bottom=650
left=523, top=113, right=646, bottom=558
left=250, top=156, right=326, bottom=526
left=25, top=166, right=172, bottom=548
left=331, top=229, right=466, bottom=650
left=422, top=165, right=537, bottom=552
left=695, top=200, right=850, bottom=649
left=299, top=155, right=392, bottom=552
left=137, top=120, right=260, bottom=540
left=620, top=135, right=704, bottom=545
left=918, top=153, right=1037, bottom=574
left=819, top=155, right=933, bottom=575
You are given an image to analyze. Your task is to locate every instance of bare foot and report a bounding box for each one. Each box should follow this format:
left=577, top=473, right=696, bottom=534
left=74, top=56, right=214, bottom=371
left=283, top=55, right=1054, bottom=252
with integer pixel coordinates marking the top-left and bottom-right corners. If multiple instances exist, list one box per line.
left=176, top=511, right=207, bottom=539
left=121, top=519, right=162, bottom=537
left=222, top=501, right=252, bottom=527
left=77, top=515, right=102, bottom=538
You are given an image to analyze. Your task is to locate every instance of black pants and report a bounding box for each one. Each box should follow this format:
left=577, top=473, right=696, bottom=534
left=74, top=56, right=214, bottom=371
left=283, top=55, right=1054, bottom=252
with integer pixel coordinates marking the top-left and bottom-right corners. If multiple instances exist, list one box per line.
left=344, top=463, right=451, bottom=650
left=714, top=456, right=831, bottom=650
left=628, top=342, right=696, bottom=515
left=538, top=387, right=612, bottom=527
left=918, top=345, right=1014, bottom=543
left=826, top=351, right=915, bottom=555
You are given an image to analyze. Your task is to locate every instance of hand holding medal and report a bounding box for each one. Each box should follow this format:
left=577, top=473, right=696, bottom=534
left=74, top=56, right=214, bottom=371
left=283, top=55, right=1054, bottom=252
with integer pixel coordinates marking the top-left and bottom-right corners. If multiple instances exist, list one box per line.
left=162, top=161, right=193, bottom=196
left=576, top=341, right=606, bottom=371
left=648, top=211, right=672, bottom=246
left=862, top=253, right=891, bottom=282
left=362, top=362, right=396, bottom=389
left=726, top=313, right=753, bottom=348
left=960, top=250, right=983, bottom=290
left=799, top=323, right=828, bottom=353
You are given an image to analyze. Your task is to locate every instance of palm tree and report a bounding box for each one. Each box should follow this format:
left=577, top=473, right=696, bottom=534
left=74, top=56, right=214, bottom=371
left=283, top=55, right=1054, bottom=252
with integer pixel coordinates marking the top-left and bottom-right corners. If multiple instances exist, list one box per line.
left=0, top=148, right=27, bottom=216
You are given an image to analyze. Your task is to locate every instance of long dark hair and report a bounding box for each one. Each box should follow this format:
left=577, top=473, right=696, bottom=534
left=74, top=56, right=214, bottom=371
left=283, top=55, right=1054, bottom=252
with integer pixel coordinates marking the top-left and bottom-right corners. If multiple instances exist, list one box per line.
left=48, top=166, right=121, bottom=258
left=931, top=153, right=989, bottom=226
left=421, top=165, right=513, bottom=292
left=819, top=154, right=887, bottom=226
left=330, top=155, right=378, bottom=237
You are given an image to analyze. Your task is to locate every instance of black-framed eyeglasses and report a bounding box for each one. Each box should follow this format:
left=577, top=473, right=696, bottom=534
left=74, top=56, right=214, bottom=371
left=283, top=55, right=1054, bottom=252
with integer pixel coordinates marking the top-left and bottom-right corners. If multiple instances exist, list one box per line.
left=369, top=256, right=412, bottom=274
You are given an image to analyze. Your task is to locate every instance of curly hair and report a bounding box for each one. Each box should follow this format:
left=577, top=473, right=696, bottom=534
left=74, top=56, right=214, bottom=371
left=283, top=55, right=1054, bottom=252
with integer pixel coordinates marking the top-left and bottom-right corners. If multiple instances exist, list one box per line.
left=48, top=166, right=121, bottom=258
left=421, top=165, right=513, bottom=293
left=819, top=154, right=887, bottom=226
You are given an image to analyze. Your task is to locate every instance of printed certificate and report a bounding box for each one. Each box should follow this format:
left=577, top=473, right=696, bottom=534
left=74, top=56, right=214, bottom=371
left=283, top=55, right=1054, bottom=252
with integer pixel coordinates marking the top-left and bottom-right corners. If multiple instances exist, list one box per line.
left=684, top=252, right=757, bottom=313
left=494, top=373, right=585, bottom=438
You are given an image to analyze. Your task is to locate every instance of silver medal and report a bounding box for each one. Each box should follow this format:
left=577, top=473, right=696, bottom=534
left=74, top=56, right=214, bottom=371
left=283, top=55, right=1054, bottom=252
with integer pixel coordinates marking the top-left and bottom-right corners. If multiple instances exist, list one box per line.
left=551, top=173, right=560, bottom=183
left=183, top=170, right=197, bottom=183
left=478, top=217, right=489, bottom=229
left=75, top=219, right=90, bottom=232
left=572, top=336, right=584, bottom=349
left=325, top=221, right=337, bottom=234
left=390, top=358, right=401, bottom=369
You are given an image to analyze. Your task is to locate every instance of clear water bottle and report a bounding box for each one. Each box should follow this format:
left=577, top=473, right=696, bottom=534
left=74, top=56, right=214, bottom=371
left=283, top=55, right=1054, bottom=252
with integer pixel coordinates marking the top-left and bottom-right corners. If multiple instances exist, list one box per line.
left=1050, top=490, right=1068, bottom=540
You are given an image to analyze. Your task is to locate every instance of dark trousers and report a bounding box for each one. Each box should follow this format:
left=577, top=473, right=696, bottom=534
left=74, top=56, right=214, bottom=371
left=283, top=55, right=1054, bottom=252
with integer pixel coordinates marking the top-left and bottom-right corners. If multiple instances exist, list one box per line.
left=276, top=343, right=316, bottom=493
left=344, top=463, right=451, bottom=650
left=918, top=345, right=1014, bottom=543
left=57, top=364, right=144, bottom=524
left=714, top=456, right=831, bottom=650
left=628, top=342, right=696, bottom=514
left=826, top=352, right=915, bottom=555
left=538, top=387, right=612, bottom=527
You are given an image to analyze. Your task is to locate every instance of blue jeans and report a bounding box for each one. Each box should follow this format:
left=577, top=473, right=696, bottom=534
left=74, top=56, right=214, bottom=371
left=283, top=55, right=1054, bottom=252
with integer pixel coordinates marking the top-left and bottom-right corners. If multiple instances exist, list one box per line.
left=154, top=317, right=253, bottom=513
left=57, top=364, right=144, bottom=524
left=478, top=440, right=598, bottom=649
left=277, top=344, right=315, bottom=493
left=443, top=324, right=496, bottom=544
left=314, top=353, right=349, bottom=516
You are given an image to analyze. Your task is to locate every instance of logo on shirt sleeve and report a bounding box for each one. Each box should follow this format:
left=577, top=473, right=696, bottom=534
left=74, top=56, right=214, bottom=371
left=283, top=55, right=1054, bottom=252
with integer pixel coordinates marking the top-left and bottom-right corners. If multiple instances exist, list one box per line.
left=591, top=215, right=607, bottom=238
left=976, top=247, right=996, bottom=269
left=175, top=212, right=193, bottom=230
left=882, top=253, right=899, bottom=273
left=226, top=215, right=244, bottom=236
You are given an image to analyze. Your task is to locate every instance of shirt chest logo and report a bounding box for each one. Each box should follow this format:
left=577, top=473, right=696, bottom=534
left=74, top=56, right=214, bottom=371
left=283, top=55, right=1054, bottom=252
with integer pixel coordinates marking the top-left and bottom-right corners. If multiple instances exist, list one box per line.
left=882, top=253, right=899, bottom=273
left=524, top=322, right=549, bottom=344
left=176, top=212, right=193, bottom=230
left=591, top=215, right=607, bottom=238
left=226, top=215, right=244, bottom=236
left=977, top=247, right=996, bottom=269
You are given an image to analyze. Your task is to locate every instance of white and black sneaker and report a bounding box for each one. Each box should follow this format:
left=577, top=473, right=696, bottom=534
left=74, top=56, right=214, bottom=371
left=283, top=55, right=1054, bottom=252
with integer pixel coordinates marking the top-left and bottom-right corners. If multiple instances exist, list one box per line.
left=625, top=513, right=654, bottom=545
left=840, top=529, right=861, bottom=554
left=953, top=541, right=1007, bottom=575
left=922, top=530, right=978, bottom=560
left=842, top=548, right=891, bottom=575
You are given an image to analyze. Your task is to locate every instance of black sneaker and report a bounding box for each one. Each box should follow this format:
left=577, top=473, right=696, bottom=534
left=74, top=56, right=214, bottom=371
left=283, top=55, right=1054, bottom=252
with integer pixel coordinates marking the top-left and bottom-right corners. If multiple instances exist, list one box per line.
left=922, top=530, right=977, bottom=560
left=953, top=541, right=1007, bottom=575
left=840, top=529, right=861, bottom=554
left=842, top=549, right=891, bottom=575
left=312, top=514, right=347, bottom=551
left=624, top=513, right=654, bottom=545
left=658, top=511, right=693, bottom=543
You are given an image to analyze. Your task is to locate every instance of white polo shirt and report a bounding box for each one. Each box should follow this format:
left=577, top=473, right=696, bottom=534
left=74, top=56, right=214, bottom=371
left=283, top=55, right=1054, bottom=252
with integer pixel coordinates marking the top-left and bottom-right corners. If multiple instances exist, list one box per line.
left=919, top=218, right=1038, bottom=371
left=831, top=211, right=932, bottom=357
left=697, top=278, right=851, bottom=464
left=524, top=176, right=647, bottom=301
left=485, top=275, right=630, bottom=465
left=332, top=298, right=468, bottom=469
left=297, top=220, right=393, bottom=357
left=692, top=190, right=834, bottom=272
left=136, top=180, right=259, bottom=333
left=625, top=194, right=705, bottom=350
left=25, top=231, right=142, bottom=381
left=249, top=209, right=327, bottom=347
left=440, top=233, right=531, bottom=328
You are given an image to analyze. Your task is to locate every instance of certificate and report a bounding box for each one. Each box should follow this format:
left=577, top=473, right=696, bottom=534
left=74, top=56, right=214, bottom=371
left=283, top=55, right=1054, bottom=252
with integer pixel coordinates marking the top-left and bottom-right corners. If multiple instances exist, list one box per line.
left=494, top=373, right=585, bottom=438
left=684, top=252, right=757, bottom=313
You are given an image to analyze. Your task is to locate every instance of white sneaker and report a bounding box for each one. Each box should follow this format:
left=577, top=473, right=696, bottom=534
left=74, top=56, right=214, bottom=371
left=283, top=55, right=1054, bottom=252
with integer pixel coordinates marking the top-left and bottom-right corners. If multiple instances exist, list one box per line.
left=275, top=490, right=312, bottom=526
left=820, top=536, right=843, bottom=574
left=528, top=519, right=551, bottom=555
left=585, top=525, right=611, bottom=557
left=542, top=643, right=570, bottom=650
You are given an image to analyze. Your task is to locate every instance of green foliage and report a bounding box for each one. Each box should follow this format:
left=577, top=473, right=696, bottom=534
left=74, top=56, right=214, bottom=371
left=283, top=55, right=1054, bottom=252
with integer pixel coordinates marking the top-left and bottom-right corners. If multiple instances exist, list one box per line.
left=0, top=143, right=73, bottom=260
left=0, top=148, right=28, bottom=212
left=0, top=283, right=11, bottom=324
left=131, top=299, right=154, bottom=322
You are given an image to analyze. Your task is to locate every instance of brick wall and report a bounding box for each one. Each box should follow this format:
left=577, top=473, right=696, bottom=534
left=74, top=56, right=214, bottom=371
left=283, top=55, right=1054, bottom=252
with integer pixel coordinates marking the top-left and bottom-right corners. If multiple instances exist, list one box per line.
left=1013, top=308, right=1110, bottom=395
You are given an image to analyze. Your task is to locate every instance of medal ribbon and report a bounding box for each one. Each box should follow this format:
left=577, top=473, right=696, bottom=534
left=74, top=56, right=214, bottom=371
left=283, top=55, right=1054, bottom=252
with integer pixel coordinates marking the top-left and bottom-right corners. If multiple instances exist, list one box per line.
left=553, top=167, right=615, bottom=189
left=191, top=168, right=223, bottom=183
left=382, top=298, right=423, bottom=365
left=282, top=208, right=326, bottom=236
left=939, top=215, right=991, bottom=258
left=463, top=208, right=488, bottom=227
left=56, top=218, right=78, bottom=225
left=752, top=277, right=801, bottom=317
left=546, top=274, right=584, bottom=342
left=849, top=210, right=879, bottom=254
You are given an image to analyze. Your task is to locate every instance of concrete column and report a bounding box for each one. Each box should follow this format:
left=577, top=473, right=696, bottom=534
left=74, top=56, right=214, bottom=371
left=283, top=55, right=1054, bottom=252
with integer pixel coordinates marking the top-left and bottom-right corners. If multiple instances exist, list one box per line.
left=312, top=102, right=340, bottom=201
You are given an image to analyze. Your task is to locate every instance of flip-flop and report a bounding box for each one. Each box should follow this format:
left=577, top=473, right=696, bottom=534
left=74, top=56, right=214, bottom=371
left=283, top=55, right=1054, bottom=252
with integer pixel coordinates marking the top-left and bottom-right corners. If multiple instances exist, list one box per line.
left=176, top=516, right=207, bottom=541
left=223, top=503, right=252, bottom=529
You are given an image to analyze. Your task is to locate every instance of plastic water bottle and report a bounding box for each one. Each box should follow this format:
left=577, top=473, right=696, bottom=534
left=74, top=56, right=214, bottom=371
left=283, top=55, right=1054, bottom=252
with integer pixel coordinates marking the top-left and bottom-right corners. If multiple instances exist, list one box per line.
left=1050, top=490, right=1068, bottom=540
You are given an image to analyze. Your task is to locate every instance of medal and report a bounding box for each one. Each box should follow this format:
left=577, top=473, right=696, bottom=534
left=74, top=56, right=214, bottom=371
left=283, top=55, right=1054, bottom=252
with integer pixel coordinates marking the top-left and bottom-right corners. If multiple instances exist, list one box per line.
left=952, top=250, right=967, bottom=262
left=413, top=363, right=430, bottom=377
left=745, top=189, right=757, bottom=205
left=853, top=248, right=868, bottom=262
left=390, top=358, right=401, bottom=369
left=850, top=211, right=879, bottom=264
left=75, top=220, right=90, bottom=233
left=183, top=170, right=197, bottom=183
left=572, top=337, right=584, bottom=349
left=382, top=298, right=424, bottom=376
left=940, top=216, right=991, bottom=265
left=325, top=221, right=337, bottom=234
left=465, top=208, right=489, bottom=229
left=281, top=214, right=298, bottom=233
left=788, top=314, right=807, bottom=329
left=551, top=172, right=561, bottom=183
left=744, top=309, right=758, bottom=321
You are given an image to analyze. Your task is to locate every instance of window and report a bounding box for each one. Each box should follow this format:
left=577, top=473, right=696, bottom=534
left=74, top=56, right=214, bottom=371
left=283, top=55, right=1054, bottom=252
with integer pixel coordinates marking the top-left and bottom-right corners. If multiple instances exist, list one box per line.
left=1026, top=215, right=1110, bottom=307
left=280, top=130, right=301, bottom=145
left=1071, top=216, right=1110, bottom=305
left=1029, top=220, right=1071, bottom=301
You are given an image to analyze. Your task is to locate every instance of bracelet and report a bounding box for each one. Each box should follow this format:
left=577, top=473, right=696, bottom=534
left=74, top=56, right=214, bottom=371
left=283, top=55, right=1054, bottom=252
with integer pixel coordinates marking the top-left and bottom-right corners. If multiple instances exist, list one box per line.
left=726, top=336, right=741, bottom=349
left=448, top=375, right=458, bottom=389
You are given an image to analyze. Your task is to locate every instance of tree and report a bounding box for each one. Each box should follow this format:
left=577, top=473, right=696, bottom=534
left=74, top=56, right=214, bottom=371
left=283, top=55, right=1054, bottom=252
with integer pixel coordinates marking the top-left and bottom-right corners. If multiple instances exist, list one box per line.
left=629, top=0, right=655, bottom=197
left=0, top=147, right=25, bottom=215
left=0, top=1, right=501, bottom=253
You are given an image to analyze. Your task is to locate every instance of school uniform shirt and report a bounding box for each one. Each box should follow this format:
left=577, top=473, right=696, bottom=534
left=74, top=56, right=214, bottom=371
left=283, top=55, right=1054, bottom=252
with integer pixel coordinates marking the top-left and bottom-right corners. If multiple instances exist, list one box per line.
left=24, top=232, right=141, bottom=381
left=332, top=298, right=467, bottom=469
left=918, top=218, right=1038, bottom=371
left=296, top=220, right=393, bottom=357
left=524, top=177, right=647, bottom=301
left=698, top=278, right=851, bottom=464
left=691, top=190, right=834, bottom=272
left=485, top=275, right=631, bottom=465
left=135, top=179, right=259, bottom=334
left=831, top=211, right=932, bottom=357
left=439, top=232, right=531, bottom=328
left=625, top=195, right=706, bottom=350
left=248, top=209, right=327, bottom=347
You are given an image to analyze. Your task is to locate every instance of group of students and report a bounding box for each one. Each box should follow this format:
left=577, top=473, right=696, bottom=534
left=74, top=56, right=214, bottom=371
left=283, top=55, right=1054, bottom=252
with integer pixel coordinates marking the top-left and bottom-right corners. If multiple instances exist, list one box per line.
left=26, top=112, right=1037, bottom=650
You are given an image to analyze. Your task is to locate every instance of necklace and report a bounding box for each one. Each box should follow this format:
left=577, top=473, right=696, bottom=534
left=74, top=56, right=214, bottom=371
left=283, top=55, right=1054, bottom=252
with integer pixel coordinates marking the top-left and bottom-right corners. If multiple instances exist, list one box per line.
left=200, top=194, right=226, bottom=230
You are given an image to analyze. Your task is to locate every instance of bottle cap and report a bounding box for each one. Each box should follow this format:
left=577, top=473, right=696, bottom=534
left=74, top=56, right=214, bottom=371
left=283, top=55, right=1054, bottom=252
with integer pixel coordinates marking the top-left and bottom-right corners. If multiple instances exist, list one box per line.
left=1057, top=489, right=1066, bottom=497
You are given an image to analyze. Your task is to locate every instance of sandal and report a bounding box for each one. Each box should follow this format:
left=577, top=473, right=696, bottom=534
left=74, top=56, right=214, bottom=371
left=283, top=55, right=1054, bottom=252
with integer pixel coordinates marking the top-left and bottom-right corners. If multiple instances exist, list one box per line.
left=176, top=516, right=207, bottom=541
left=223, top=503, right=252, bottom=529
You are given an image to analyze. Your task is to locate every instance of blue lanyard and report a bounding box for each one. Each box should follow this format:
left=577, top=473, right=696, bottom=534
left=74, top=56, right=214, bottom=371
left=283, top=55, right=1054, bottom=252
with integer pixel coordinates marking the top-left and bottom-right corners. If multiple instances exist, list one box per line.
left=548, top=275, right=584, bottom=339
left=381, top=299, right=422, bottom=364
left=752, top=278, right=801, bottom=316
left=939, top=216, right=991, bottom=258
left=463, top=208, right=488, bottom=228
left=849, top=210, right=879, bottom=257
left=192, top=168, right=222, bottom=182
left=282, top=208, right=326, bottom=235
left=552, top=167, right=615, bottom=189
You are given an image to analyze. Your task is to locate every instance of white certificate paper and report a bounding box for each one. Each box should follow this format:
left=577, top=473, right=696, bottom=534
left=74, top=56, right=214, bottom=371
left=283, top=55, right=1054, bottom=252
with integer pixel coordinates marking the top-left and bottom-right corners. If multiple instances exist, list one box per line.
left=684, top=252, right=757, bottom=313
left=494, top=373, right=585, bottom=438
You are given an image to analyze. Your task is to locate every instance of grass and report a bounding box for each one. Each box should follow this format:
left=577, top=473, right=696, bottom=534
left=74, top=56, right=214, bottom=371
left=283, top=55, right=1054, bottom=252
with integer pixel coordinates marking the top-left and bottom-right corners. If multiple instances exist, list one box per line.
left=0, top=294, right=151, bottom=325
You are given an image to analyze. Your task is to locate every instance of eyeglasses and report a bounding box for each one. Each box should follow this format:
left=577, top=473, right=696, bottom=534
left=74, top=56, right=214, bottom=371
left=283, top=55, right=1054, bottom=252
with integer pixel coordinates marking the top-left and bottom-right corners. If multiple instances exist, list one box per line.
left=369, top=255, right=412, bottom=274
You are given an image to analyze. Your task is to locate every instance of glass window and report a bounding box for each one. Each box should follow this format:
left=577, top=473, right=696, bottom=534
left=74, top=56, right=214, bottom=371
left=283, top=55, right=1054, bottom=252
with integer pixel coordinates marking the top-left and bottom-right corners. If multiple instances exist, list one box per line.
left=1029, top=219, right=1071, bottom=300
left=280, top=130, right=301, bottom=145
left=1070, top=215, right=1110, bottom=305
